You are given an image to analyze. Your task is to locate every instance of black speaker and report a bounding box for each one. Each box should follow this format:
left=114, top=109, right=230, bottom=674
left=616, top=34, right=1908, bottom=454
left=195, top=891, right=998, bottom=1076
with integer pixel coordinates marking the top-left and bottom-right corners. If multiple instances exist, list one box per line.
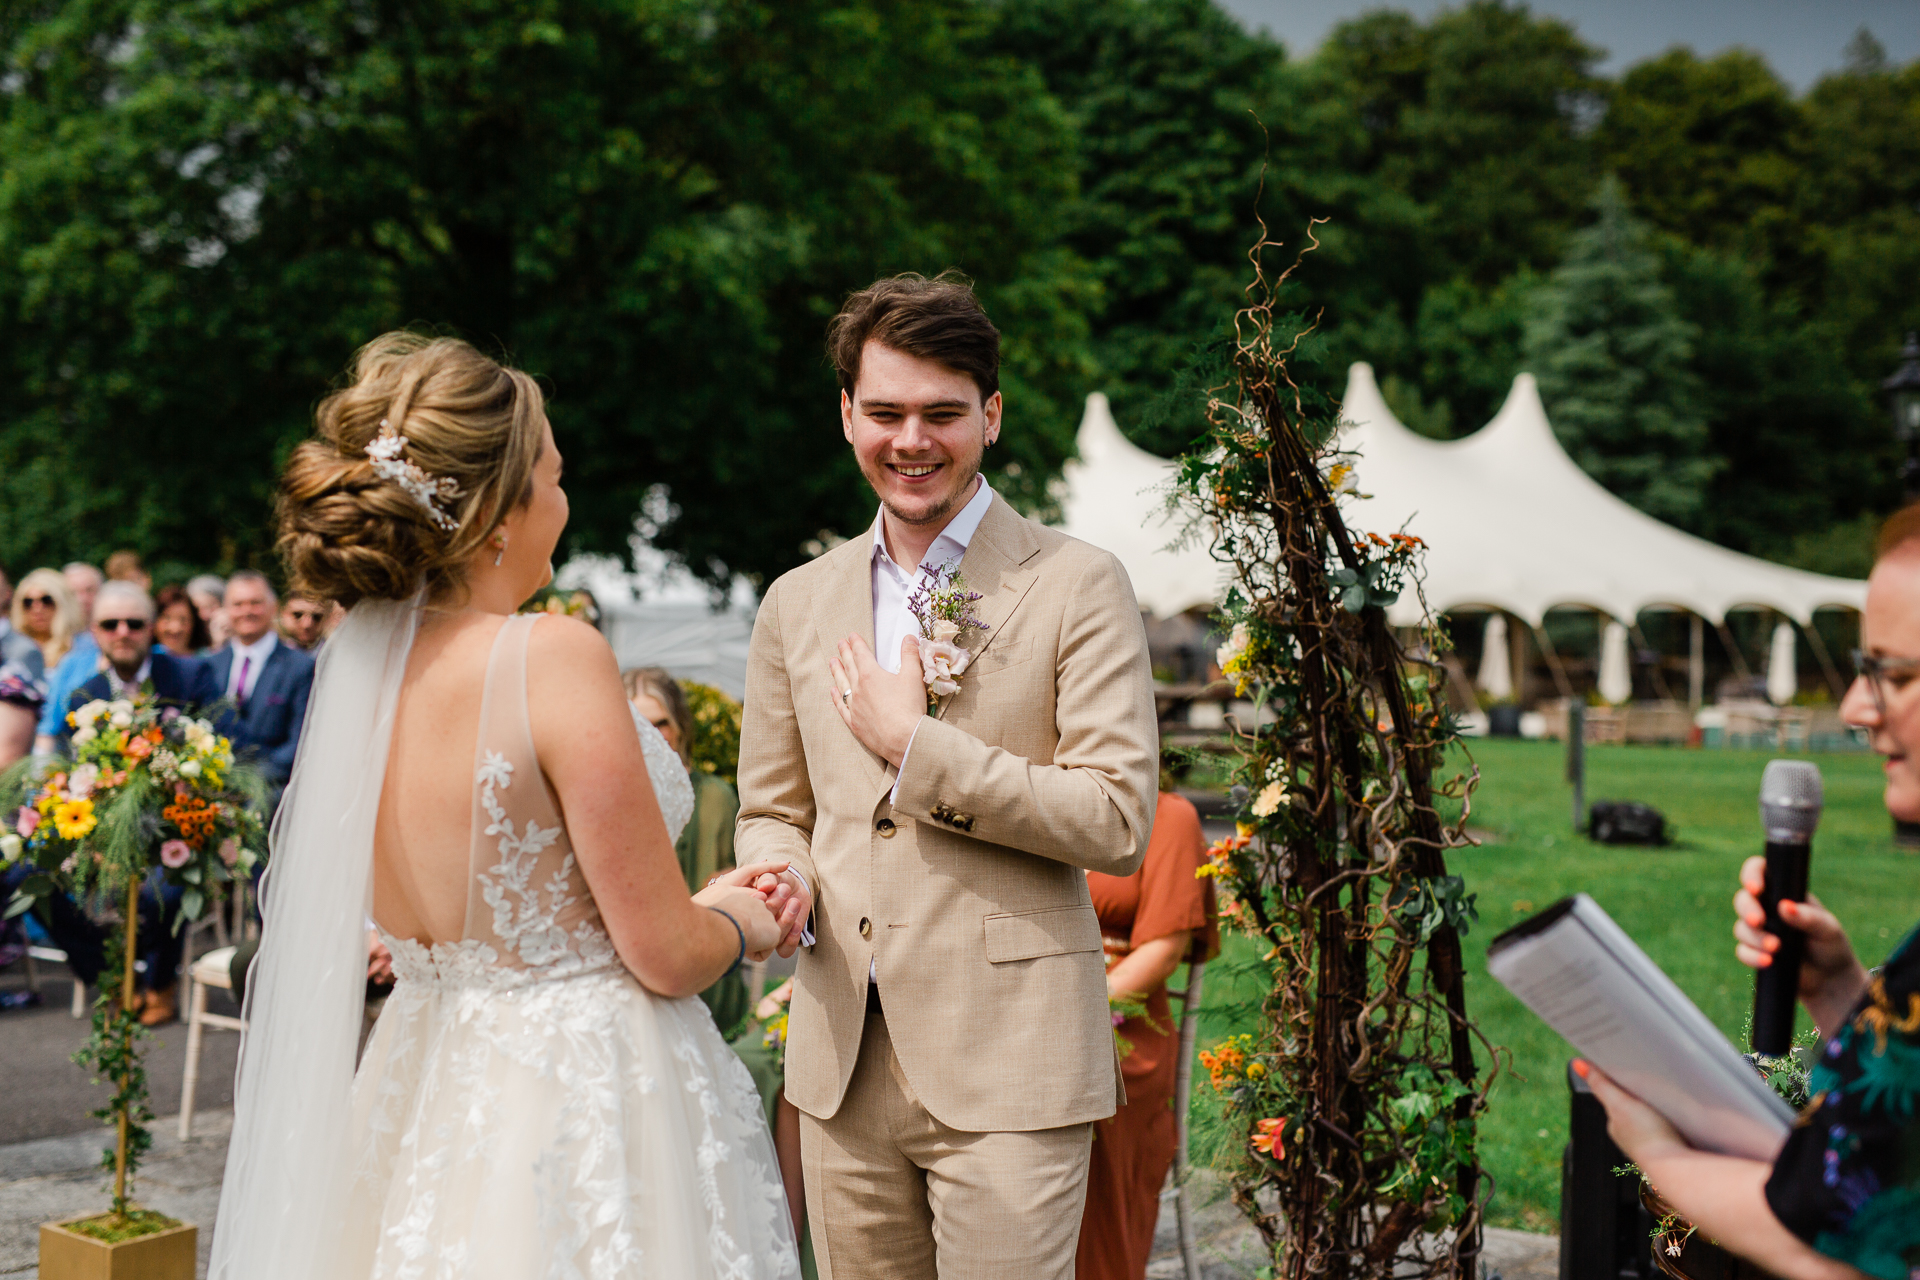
left=1559, top=1062, right=1658, bottom=1280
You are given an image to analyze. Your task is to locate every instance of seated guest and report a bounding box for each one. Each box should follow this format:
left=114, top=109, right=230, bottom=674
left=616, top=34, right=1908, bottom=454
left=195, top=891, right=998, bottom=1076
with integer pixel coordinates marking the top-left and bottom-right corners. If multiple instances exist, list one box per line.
left=1078, top=789, right=1218, bottom=1280
left=66, top=580, right=221, bottom=727
left=103, top=549, right=150, bottom=590
left=623, top=666, right=747, bottom=1034
left=0, top=669, right=42, bottom=772
left=152, top=584, right=213, bottom=657
left=186, top=573, right=229, bottom=648
left=0, top=561, right=46, bottom=682
left=64, top=581, right=220, bottom=1025
left=33, top=563, right=103, bottom=754
left=1583, top=505, right=1920, bottom=1280
left=205, top=570, right=314, bottom=790
left=277, top=592, right=326, bottom=652
left=11, top=567, right=78, bottom=671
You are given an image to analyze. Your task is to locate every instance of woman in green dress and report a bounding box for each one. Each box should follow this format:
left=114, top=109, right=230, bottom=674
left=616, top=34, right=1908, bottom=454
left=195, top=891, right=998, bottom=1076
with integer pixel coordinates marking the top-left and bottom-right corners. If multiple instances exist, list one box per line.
left=623, top=667, right=749, bottom=1035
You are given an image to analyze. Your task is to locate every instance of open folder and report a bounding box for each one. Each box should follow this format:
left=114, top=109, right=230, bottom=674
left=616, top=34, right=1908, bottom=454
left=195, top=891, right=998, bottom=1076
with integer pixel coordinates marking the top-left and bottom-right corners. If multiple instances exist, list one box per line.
left=1487, top=893, right=1794, bottom=1161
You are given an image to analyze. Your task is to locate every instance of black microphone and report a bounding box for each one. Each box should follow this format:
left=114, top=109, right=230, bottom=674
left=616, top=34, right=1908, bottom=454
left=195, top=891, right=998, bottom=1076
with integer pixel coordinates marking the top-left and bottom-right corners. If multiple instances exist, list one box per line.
left=1752, top=759, right=1823, bottom=1056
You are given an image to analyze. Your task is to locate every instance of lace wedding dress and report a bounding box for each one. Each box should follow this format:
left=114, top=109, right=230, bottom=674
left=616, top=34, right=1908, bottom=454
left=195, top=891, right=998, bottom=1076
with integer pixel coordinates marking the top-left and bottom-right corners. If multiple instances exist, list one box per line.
left=328, top=614, right=797, bottom=1279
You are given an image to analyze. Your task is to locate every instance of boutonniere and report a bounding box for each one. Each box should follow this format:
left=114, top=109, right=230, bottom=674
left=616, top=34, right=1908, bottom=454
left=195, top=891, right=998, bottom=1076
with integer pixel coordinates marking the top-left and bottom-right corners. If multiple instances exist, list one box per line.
left=906, top=561, right=989, bottom=704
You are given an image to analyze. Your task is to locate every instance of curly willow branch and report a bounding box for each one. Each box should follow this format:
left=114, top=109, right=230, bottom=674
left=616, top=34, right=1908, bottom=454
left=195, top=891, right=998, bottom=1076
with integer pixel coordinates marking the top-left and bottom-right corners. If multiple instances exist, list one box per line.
left=1177, top=215, right=1501, bottom=1279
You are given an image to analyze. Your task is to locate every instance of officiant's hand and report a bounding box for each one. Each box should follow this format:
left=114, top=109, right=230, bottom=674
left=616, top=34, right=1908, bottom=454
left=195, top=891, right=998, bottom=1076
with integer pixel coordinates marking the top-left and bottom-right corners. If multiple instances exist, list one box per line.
left=1573, top=1060, right=1687, bottom=1166
left=829, top=634, right=927, bottom=768
left=1733, top=855, right=1866, bottom=1040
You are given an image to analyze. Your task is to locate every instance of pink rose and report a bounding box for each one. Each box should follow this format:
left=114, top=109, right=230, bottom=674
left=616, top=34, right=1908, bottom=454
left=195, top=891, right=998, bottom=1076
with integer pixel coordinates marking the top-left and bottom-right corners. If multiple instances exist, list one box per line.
left=218, top=838, right=240, bottom=867
left=67, top=763, right=99, bottom=799
left=918, top=638, right=972, bottom=698
left=159, top=839, right=193, bottom=869
left=16, top=808, right=37, bottom=839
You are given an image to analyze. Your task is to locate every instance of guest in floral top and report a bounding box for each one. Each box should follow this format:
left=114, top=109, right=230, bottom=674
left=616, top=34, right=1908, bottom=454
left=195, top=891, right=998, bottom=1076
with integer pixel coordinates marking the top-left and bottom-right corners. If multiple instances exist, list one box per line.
left=1582, top=504, right=1920, bottom=1280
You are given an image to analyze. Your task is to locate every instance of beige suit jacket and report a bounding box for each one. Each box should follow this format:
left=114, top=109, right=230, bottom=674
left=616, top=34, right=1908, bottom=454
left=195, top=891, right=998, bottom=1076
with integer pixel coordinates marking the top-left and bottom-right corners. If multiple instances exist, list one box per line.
left=737, top=493, right=1160, bottom=1133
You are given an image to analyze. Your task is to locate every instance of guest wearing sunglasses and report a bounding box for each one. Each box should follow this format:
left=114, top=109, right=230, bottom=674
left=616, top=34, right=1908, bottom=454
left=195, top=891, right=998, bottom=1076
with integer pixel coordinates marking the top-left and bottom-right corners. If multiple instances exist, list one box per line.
left=63, top=582, right=221, bottom=729
left=278, top=593, right=327, bottom=652
left=58, top=581, right=222, bottom=1024
left=9, top=567, right=79, bottom=672
left=0, top=561, right=47, bottom=683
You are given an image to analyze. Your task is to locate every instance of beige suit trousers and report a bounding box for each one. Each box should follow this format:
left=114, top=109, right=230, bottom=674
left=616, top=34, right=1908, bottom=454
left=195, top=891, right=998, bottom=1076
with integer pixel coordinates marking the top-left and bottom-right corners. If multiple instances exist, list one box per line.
left=801, top=999, right=1094, bottom=1280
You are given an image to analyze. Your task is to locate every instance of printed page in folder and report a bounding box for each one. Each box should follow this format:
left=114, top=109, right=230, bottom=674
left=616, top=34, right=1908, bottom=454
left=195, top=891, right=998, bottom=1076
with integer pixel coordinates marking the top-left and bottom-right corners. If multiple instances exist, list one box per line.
left=1487, top=893, right=1793, bottom=1161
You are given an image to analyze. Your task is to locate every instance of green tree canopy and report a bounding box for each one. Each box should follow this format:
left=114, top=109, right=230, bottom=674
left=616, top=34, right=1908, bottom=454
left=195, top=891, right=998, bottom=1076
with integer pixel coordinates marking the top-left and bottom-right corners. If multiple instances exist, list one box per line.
left=0, top=0, right=1094, bottom=590
left=1524, top=178, right=1714, bottom=525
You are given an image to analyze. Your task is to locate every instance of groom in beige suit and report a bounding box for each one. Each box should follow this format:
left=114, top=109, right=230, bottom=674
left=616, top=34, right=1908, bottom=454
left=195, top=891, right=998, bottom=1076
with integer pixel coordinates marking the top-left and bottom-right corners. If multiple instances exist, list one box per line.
left=736, top=273, right=1160, bottom=1278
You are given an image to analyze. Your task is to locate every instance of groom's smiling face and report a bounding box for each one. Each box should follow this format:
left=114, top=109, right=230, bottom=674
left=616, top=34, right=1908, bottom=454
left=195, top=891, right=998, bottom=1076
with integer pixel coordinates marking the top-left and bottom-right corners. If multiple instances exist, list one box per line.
left=843, top=340, right=1002, bottom=529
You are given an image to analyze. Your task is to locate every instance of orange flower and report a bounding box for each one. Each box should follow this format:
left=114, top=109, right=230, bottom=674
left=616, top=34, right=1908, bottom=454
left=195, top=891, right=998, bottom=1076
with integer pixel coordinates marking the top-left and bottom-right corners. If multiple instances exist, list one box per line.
left=1251, top=1117, right=1286, bottom=1158
left=124, top=736, right=154, bottom=762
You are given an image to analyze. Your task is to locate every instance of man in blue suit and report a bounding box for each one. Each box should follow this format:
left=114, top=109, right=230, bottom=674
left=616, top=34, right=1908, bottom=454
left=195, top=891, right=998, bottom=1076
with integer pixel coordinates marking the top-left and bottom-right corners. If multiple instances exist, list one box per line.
left=67, top=581, right=221, bottom=723
left=203, top=570, right=315, bottom=790
left=62, top=580, right=223, bottom=1024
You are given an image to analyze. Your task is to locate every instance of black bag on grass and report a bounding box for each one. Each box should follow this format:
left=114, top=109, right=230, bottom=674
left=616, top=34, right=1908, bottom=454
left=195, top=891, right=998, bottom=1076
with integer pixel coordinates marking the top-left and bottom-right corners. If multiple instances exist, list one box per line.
left=1587, top=800, right=1669, bottom=845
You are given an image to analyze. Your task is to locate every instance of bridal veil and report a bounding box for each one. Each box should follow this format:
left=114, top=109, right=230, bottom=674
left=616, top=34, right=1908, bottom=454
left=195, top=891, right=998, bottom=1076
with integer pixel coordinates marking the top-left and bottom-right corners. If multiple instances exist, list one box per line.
left=210, top=596, right=420, bottom=1280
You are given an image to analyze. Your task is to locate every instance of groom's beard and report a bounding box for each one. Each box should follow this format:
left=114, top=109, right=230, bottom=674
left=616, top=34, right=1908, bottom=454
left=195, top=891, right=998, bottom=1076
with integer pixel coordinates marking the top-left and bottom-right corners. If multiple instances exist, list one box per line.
left=878, top=460, right=981, bottom=530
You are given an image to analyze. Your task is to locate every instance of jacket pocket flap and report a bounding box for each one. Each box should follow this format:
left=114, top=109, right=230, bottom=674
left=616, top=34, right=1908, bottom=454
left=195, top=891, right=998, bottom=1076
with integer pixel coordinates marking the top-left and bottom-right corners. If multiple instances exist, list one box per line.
left=983, top=906, right=1101, bottom=963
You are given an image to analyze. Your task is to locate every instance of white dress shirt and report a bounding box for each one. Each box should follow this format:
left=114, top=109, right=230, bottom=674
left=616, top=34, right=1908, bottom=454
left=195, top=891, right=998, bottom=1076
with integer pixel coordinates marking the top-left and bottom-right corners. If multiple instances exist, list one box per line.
left=860, top=477, right=993, bottom=981
left=225, top=633, right=279, bottom=703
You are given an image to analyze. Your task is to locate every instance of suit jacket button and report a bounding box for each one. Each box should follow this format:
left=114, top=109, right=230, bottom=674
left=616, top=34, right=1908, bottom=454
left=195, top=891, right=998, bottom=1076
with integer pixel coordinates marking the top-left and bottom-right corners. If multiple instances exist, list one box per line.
left=858, top=917, right=873, bottom=940
left=876, top=819, right=896, bottom=838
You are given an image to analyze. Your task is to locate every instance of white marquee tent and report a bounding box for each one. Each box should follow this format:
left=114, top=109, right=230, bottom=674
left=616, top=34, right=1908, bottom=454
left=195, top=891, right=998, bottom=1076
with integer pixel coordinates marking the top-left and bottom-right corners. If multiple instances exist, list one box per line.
left=1056, top=367, right=1867, bottom=631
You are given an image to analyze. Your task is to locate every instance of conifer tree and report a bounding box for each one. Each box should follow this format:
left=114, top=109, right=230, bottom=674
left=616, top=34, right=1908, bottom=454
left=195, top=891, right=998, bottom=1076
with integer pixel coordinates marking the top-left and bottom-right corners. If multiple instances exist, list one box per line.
left=1524, top=177, right=1716, bottom=526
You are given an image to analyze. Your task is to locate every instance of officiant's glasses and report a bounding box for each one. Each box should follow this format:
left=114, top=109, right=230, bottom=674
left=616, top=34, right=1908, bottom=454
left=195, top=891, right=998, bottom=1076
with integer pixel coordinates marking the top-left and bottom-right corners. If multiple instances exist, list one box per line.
left=1852, top=649, right=1920, bottom=715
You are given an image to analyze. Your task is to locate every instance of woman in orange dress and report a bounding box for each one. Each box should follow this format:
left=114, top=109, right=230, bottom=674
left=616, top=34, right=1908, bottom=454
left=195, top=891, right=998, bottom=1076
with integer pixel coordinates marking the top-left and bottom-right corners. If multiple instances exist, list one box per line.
left=1076, top=791, right=1219, bottom=1280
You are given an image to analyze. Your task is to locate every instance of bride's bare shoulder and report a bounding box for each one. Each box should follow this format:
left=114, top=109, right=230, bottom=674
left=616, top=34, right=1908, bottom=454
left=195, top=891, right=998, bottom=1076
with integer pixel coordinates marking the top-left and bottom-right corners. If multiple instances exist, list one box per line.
left=524, top=612, right=615, bottom=669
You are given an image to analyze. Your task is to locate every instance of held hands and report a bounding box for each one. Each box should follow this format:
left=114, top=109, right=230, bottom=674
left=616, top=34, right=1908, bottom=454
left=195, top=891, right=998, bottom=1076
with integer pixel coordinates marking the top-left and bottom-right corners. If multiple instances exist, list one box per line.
left=828, top=635, right=927, bottom=768
left=1732, top=855, right=1867, bottom=1038
left=695, top=859, right=812, bottom=961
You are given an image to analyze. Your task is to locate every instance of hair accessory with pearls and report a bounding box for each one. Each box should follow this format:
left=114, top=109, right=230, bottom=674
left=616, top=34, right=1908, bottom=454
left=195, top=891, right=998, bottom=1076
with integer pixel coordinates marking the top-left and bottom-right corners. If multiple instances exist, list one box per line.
left=365, top=418, right=462, bottom=532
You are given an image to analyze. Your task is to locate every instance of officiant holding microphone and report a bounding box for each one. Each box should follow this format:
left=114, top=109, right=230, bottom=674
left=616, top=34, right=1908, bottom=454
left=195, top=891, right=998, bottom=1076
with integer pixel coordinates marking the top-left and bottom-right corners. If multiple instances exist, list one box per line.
left=1582, top=506, right=1920, bottom=1280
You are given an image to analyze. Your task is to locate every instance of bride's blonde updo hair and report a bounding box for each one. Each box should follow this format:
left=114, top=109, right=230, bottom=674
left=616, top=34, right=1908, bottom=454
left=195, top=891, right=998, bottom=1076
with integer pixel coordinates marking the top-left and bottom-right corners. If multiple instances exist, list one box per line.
left=277, top=332, right=546, bottom=608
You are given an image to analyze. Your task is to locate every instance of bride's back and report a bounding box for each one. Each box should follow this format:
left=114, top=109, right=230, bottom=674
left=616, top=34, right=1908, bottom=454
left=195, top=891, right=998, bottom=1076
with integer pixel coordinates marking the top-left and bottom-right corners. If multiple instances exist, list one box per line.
left=372, top=611, right=507, bottom=945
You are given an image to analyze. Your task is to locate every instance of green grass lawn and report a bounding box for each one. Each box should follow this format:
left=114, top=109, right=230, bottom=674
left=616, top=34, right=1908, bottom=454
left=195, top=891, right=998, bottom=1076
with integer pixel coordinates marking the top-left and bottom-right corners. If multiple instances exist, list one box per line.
left=1184, top=738, right=1920, bottom=1232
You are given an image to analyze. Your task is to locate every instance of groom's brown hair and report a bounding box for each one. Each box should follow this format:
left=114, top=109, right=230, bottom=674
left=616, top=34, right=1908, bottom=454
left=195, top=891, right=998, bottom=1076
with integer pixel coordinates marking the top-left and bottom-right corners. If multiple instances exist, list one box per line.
left=827, top=270, right=1000, bottom=403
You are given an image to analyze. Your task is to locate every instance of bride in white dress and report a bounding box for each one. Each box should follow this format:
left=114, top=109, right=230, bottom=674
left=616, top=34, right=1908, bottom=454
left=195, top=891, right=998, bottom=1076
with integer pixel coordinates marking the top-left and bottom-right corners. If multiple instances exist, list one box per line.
left=209, top=333, right=805, bottom=1280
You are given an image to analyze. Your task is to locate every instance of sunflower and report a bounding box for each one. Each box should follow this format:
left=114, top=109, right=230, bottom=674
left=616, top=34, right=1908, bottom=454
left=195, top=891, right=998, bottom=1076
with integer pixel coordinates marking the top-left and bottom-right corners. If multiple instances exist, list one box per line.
left=52, top=798, right=97, bottom=841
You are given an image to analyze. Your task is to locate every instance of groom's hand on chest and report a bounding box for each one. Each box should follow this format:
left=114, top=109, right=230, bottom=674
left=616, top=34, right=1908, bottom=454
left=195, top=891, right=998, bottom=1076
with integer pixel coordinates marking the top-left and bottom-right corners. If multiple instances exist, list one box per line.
left=828, top=634, right=925, bottom=769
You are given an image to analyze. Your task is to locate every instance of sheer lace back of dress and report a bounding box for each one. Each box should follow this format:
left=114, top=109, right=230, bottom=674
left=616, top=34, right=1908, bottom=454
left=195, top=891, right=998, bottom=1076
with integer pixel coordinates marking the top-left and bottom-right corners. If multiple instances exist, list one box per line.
left=386, top=614, right=618, bottom=986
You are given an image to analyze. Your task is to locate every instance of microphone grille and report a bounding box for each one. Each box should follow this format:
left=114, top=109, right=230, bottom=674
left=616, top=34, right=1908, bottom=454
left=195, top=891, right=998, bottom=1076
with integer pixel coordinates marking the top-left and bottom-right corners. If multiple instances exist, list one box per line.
left=1760, top=759, right=1823, bottom=841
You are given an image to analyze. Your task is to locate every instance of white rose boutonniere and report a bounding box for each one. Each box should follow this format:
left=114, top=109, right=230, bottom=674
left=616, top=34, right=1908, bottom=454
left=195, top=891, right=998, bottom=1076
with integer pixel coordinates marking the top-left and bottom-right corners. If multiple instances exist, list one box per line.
left=906, top=562, right=990, bottom=707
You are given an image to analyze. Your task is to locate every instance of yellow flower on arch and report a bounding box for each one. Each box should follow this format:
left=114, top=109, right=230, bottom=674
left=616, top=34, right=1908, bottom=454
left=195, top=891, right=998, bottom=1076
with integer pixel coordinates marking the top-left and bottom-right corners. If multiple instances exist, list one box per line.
left=53, top=798, right=96, bottom=841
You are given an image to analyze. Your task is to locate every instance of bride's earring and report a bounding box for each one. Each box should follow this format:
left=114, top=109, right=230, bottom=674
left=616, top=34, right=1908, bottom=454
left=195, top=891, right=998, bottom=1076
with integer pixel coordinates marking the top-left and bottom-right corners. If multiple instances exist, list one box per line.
left=493, top=535, right=508, bottom=567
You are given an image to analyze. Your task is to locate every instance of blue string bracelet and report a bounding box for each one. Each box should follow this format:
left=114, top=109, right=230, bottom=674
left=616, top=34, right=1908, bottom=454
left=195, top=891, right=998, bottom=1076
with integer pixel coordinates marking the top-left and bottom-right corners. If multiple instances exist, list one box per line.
left=707, top=906, right=746, bottom=977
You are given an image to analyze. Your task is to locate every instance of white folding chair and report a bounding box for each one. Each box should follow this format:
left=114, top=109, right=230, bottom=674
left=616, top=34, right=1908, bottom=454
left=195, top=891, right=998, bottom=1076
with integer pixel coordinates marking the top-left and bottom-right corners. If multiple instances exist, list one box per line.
left=179, top=884, right=235, bottom=1018
left=1168, top=959, right=1208, bottom=1280
left=20, top=945, right=87, bottom=1017
left=179, top=945, right=246, bottom=1139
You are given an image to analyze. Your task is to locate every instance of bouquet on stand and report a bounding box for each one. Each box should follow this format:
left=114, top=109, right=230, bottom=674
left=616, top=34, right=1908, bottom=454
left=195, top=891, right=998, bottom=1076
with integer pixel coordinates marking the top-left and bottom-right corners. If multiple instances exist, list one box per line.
left=2, top=694, right=263, bottom=1265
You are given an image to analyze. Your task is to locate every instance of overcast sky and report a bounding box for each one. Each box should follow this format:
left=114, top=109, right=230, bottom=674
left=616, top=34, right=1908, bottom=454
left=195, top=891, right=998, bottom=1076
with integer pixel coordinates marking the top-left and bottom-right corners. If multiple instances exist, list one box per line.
left=1214, top=0, right=1920, bottom=90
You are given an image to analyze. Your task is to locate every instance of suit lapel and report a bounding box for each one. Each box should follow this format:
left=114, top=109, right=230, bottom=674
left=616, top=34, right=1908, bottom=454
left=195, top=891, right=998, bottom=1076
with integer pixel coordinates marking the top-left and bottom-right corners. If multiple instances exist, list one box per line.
left=811, top=533, right=892, bottom=797
left=937, top=496, right=1041, bottom=723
